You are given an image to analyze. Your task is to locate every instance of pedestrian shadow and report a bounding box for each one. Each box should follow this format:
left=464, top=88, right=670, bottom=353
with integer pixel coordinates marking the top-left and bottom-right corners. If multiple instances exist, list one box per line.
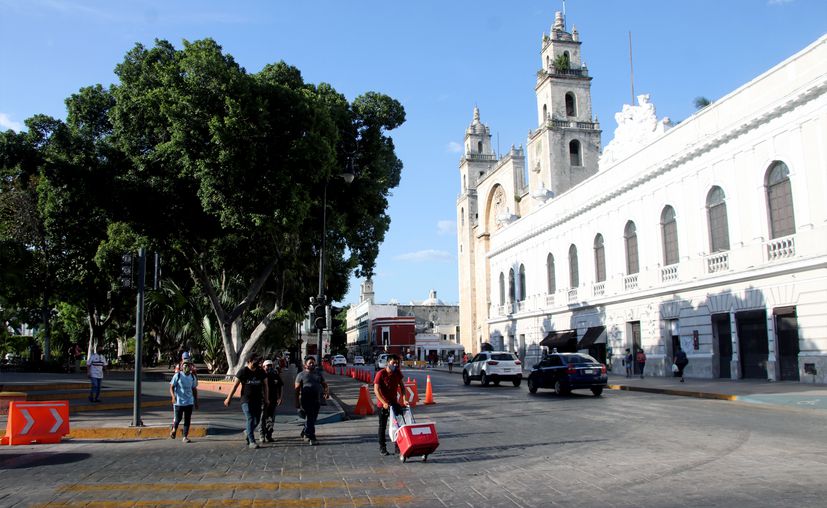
left=0, top=452, right=90, bottom=469
left=422, top=438, right=609, bottom=463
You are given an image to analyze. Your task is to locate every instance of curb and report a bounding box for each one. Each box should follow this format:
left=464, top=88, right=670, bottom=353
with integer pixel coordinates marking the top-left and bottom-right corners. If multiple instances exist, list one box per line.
left=607, top=384, right=737, bottom=401
left=1, top=425, right=209, bottom=441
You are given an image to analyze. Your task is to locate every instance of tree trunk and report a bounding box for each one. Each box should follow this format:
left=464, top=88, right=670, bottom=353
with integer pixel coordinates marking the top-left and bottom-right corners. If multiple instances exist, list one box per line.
left=40, top=301, right=51, bottom=362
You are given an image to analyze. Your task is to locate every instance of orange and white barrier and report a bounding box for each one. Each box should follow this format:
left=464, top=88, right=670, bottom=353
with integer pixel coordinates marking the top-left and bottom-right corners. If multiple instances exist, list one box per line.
left=1, top=400, right=69, bottom=445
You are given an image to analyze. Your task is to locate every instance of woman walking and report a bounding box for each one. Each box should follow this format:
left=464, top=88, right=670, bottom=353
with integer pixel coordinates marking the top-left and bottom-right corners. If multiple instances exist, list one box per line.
left=170, top=358, right=198, bottom=442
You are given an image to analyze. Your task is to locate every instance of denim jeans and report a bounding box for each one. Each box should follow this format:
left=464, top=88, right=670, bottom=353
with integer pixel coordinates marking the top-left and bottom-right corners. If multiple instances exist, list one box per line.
left=89, top=377, right=102, bottom=400
left=241, top=403, right=261, bottom=444
left=302, top=403, right=320, bottom=440
left=172, top=405, right=193, bottom=437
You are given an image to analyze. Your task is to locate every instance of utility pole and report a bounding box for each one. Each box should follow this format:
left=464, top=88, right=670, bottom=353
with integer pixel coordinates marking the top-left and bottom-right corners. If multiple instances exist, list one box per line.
left=131, top=248, right=146, bottom=428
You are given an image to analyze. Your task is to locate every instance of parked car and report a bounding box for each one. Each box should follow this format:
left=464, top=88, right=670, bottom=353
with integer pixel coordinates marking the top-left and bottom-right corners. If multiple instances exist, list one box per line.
left=527, top=352, right=607, bottom=396
left=462, top=351, right=522, bottom=387
left=332, top=355, right=347, bottom=367
left=375, top=353, right=389, bottom=371
left=353, top=355, right=365, bottom=366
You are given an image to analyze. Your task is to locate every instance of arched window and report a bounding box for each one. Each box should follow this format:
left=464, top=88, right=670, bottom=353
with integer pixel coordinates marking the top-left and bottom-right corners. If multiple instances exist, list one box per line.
left=565, top=92, right=577, bottom=117
left=498, top=272, right=505, bottom=306
left=706, top=186, right=730, bottom=252
left=546, top=55, right=550, bottom=69
left=546, top=253, right=556, bottom=293
left=461, top=208, right=464, bottom=227
left=508, top=268, right=515, bottom=302
left=593, top=234, right=606, bottom=282
left=518, top=264, right=526, bottom=302
left=477, top=141, right=483, bottom=153
left=766, top=161, right=795, bottom=239
left=569, top=140, right=581, bottom=166
left=542, top=104, right=548, bottom=122
left=661, top=206, right=679, bottom=266
left=624, top=221, right=639, bottom=274
left=569, top=244, right=579, bottom=288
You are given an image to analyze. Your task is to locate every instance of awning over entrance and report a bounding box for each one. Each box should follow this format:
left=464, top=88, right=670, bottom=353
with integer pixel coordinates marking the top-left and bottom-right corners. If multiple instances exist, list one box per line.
left=540, top=330, right=577, bottom=351
left=578, top=326, right=606, bottom=348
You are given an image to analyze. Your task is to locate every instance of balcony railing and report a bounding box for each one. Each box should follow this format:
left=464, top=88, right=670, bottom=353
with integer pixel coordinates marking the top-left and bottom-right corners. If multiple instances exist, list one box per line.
left=462, top=153, right=497, bottom=162
left=706, top=252, right=729, bottom=273
left=549, top=119, right=599, bottom=130
left=765, top=235, right=795, bottom=261
left=546, top=294, right=555, bottom=307
left=624, top=274, right=639, bottom=291
left=661, top=264, right=679, bottom=283
left=593, top=282, right=605, bottom=297
left=567, top=289, right=578, bottom=304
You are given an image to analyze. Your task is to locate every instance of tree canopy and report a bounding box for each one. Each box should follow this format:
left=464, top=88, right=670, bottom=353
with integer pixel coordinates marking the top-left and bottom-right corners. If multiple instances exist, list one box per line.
left=0, top=38, right=405, bottom=373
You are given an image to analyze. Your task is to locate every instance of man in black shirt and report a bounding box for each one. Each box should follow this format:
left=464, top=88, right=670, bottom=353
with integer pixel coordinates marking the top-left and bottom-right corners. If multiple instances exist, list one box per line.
left=224, top=354, right=269, bottom=449
left=260, top=359, right=284, bottom=443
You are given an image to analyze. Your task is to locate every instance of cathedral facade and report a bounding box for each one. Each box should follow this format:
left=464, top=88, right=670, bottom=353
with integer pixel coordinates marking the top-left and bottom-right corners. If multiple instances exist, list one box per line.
left=456, top=12, right=827, bottom=382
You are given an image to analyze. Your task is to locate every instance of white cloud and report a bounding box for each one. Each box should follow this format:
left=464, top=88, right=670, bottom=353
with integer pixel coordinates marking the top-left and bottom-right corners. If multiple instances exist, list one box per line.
left=394, top=250, right=453, bottom=262
left=437, top=220, right=456, bottom=236
left=0, top=113, right=23, bottom=132
left=767, top=0, right=794, bottom=5
left=446, top=141, right=463, bottom=153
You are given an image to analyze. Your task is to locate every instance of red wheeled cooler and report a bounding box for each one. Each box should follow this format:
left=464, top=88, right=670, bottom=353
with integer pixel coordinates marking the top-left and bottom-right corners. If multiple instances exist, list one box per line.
left=396, top=422, right=439, bottom=462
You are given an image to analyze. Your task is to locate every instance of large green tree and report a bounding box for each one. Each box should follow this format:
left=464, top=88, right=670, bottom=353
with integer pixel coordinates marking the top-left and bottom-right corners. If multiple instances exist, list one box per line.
left=110, top=39, right=404, bottom=373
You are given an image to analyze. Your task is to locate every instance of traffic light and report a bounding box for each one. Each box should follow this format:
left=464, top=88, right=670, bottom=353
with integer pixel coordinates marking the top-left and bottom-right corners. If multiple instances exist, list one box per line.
left=120, top=253, right=133, bottom=288
left=314, top=303, right=326, bottom=330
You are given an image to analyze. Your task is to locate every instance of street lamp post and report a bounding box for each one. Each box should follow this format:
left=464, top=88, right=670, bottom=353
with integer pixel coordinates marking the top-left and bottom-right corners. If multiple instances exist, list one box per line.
left=314, top=164, right=355, bottom=360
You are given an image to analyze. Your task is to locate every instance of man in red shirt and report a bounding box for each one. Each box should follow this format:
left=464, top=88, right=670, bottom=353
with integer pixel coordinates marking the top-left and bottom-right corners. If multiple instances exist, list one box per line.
left=373, top=354, right=407, bottom=456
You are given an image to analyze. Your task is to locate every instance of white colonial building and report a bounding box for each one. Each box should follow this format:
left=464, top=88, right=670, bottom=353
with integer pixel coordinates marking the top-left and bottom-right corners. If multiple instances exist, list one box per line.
left=457, top=11, right=827, bottom=383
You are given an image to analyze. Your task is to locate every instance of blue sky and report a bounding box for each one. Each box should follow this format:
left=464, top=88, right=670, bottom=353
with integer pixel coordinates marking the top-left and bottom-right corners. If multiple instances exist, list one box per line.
left=1, top=0, right=825, bottom=307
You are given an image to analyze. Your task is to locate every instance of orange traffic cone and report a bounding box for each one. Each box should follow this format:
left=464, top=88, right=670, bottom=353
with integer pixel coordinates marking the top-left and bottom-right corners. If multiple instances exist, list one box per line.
left=354, top=385, right=375, bottom=416
left=424, top=375, right=435, bottom=405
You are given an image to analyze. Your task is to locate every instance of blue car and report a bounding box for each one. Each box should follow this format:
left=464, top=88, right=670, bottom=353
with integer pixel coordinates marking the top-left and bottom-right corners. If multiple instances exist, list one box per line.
left=527, top=353, right=608, bottom=396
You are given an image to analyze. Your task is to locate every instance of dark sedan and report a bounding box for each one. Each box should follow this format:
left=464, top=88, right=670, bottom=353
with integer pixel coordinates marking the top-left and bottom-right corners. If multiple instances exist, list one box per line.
left=527, top=353, right=608, bottom=396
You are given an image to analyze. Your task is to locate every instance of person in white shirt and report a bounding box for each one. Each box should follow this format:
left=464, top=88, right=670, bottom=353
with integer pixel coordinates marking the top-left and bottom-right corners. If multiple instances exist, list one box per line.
left=87, top=346, right=107, bottom=403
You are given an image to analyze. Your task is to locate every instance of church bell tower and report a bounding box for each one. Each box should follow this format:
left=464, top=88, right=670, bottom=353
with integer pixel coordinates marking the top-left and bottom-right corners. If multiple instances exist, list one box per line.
left=527, top=11, right=601, bottom=197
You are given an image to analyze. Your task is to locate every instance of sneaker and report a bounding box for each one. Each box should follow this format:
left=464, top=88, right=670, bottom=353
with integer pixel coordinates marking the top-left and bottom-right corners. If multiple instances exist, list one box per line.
left=248, top=442, right=259, bottom=449
left=265, top=436, right=275, bottom=443
left=182, top=436, right=191, bottom=443
left=380, top=448, right=390, bottom=456
left=309, top=439, right=318, bottom=446
left=170, top=430, right=176, bottom=439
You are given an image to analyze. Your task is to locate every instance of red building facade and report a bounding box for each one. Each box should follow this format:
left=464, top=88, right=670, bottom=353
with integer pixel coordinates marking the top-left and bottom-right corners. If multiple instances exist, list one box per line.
left=371, top=316, right=416, bottom=356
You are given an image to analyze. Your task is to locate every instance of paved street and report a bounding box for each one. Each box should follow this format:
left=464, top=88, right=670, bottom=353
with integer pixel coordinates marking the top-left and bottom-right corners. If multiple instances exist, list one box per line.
left=2, top=369, right=826, bottom=507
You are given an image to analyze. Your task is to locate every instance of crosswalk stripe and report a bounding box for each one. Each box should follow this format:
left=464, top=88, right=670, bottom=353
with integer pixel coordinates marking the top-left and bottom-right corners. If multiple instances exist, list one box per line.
left=35, top=494, right=416, bottom=507
left=58, top=480, right=402, bottom=492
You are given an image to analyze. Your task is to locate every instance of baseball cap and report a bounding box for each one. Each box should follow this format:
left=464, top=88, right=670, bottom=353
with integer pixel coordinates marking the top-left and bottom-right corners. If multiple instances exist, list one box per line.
left=182, top=351, right=191, bottom=360
left=263, top=360, right=274, bottom=367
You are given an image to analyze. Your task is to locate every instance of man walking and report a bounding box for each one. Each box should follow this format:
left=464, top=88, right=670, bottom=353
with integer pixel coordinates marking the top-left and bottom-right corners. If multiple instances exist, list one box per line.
left=294, top=356, right=329, bottom=446
left=260, top=359, right=283, bottom=443
left=373, top=354, right=407, bottom=456
left=170, top=357, right=198, bottom=443
left=624, top=348, right=633, bottom=378
left=87, top=346, right=107, bottom=403
left=224, top=354, right=269, bottom=449
left=674, top=346, right=689, bottom=383
left=447, top=352, right=455, bottom=373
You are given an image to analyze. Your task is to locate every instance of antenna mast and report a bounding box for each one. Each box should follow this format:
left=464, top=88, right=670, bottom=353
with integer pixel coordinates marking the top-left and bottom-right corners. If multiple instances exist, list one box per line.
left=628, top=31, right=635, bottom=105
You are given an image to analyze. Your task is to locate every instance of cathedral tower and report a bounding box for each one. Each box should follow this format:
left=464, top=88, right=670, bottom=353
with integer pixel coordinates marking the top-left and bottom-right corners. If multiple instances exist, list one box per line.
left=527, top=11, right=601, bottom=197
left=457, top=107, right=497, bottom=352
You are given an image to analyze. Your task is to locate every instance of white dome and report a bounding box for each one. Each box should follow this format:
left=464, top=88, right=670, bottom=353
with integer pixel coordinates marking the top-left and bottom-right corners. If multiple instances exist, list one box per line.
left=421, top=290, right=444, bottom=306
